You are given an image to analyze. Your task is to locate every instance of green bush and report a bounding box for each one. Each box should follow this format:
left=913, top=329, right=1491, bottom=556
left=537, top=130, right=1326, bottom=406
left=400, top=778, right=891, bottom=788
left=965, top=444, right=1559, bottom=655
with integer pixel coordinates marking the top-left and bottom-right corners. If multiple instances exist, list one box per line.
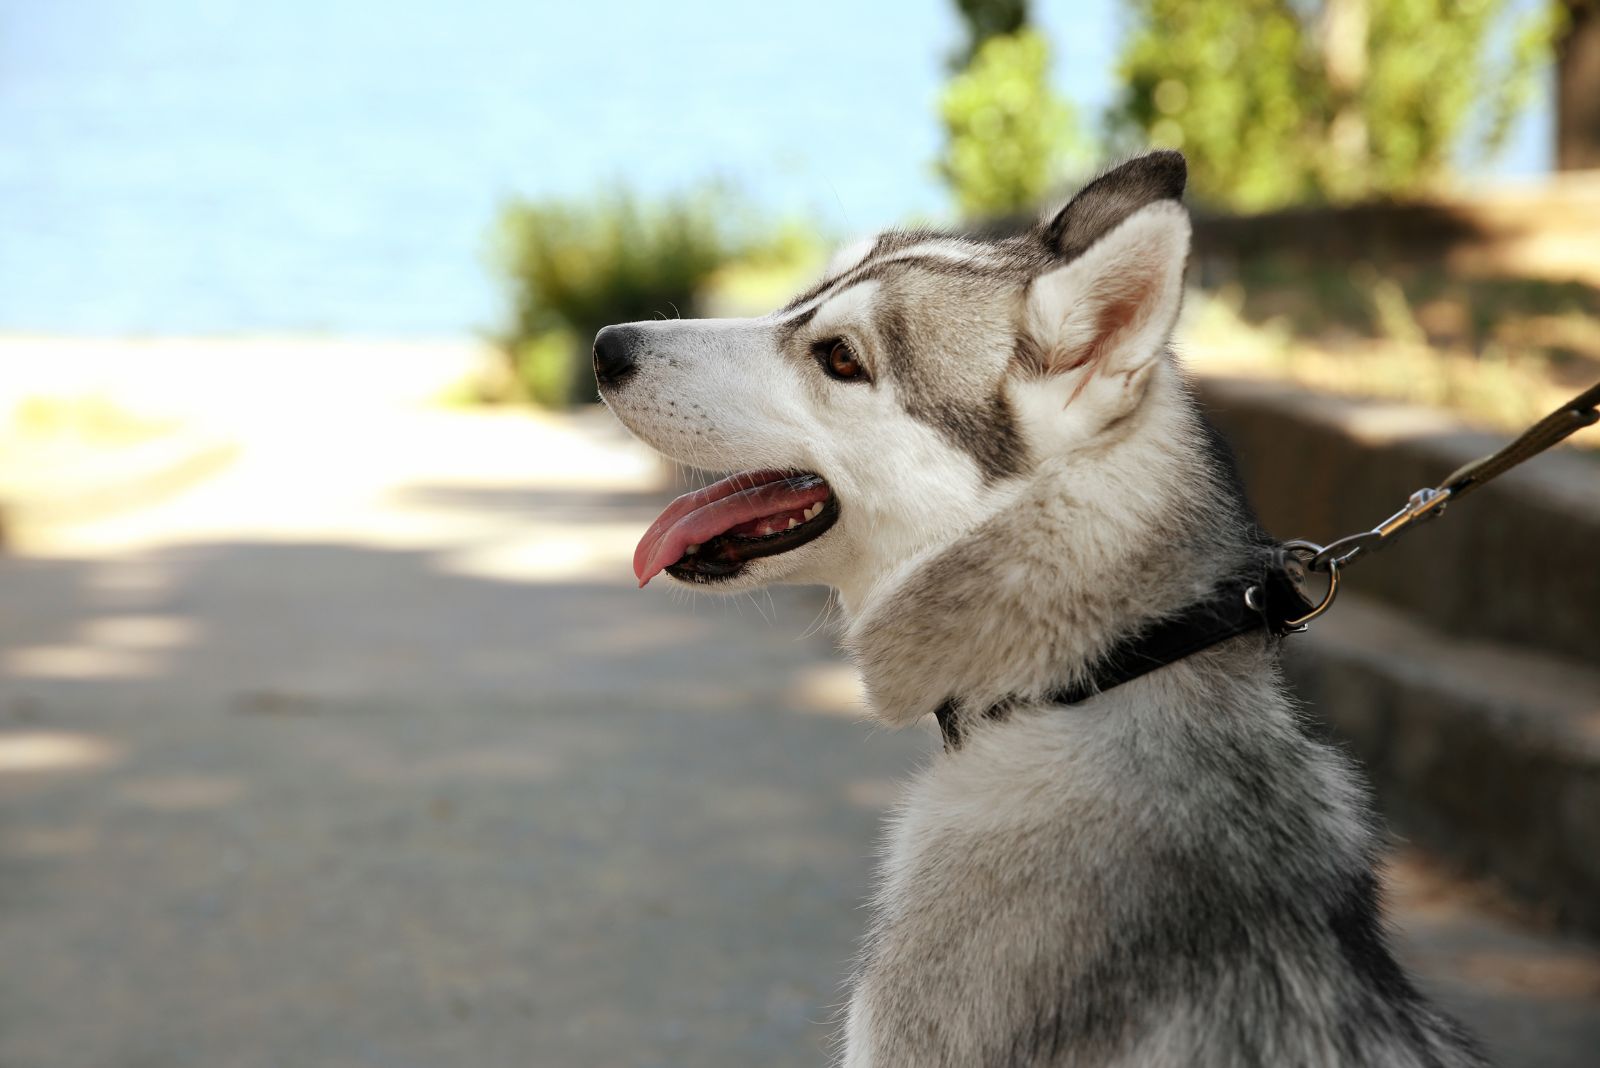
left=507, top=329, right=583, bottom=409
left=494, top=189, right=741, bottom=407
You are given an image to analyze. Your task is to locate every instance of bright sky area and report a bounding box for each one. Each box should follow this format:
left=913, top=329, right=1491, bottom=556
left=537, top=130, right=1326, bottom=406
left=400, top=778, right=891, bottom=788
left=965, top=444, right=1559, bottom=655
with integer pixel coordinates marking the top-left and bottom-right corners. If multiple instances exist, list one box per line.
left=0, top=0, right=1555, bottom=337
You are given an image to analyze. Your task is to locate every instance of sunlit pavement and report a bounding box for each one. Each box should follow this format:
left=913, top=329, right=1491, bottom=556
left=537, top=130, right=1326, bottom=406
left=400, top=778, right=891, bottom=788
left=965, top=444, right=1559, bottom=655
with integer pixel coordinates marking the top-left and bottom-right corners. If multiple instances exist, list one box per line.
left=1, top=396, right=1596, bottom=1067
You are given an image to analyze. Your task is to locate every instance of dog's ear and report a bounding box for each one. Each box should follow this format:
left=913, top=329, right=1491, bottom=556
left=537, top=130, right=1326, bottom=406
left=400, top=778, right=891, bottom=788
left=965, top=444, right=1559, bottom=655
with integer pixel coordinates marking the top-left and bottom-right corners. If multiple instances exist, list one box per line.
left=1040, top=150, right=1186, bottom=261
left=1019, top=199, right=1190, bottom=420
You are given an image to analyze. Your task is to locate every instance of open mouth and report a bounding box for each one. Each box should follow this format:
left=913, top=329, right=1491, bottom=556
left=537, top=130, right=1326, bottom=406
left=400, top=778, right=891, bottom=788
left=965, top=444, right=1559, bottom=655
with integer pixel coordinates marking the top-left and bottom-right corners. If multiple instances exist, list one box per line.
left=633, top=470, right=839, bottom=586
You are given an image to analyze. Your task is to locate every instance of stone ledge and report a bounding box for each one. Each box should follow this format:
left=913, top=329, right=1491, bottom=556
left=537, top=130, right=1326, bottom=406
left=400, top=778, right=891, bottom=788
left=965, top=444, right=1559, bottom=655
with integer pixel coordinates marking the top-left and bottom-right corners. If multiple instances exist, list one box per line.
left=1284, top=591, right=1600, bottom=936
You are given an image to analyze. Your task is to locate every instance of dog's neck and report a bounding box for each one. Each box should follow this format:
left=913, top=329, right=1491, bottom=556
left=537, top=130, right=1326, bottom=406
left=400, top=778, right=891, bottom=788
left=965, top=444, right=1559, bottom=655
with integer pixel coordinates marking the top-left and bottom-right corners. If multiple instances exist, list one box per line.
left=842, top=372, right=1257, bottom=730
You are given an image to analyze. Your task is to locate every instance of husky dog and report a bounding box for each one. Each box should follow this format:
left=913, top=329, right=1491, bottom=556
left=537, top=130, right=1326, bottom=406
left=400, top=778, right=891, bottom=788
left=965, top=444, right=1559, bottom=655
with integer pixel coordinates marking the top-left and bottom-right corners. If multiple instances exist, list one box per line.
left=594, top=152, right=1487, bottom=1067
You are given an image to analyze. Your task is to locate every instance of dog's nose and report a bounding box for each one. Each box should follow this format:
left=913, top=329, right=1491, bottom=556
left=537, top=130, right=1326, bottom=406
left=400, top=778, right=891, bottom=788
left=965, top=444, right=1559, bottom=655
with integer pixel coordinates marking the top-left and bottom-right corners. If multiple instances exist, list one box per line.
left=592, top=325, right=641, bottom=388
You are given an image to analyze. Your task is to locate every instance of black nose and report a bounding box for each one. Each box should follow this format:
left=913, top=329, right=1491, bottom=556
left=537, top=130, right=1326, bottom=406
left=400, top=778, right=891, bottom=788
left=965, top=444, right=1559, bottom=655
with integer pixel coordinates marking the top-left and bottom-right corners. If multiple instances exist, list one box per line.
left=592, top=325, right=641, bottom=388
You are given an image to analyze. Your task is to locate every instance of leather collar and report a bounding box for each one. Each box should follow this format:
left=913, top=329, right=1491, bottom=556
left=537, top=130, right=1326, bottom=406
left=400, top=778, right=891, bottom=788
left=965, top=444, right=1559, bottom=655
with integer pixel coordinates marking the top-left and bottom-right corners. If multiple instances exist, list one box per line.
left=936, top=546, right=1316, bottom=750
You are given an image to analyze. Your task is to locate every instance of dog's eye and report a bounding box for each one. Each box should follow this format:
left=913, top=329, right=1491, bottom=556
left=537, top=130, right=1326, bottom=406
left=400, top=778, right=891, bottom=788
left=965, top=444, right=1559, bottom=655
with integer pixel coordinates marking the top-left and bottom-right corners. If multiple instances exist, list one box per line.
left=820, top=339, right=866, bottom=382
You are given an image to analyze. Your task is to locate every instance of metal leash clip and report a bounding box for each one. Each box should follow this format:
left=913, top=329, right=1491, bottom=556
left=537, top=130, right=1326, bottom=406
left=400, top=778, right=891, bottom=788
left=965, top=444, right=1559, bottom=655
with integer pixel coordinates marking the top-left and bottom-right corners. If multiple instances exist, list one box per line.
left=1306, top=486, right=1452, bottom=572
left=1245, top=379, right=1598, bottom=640
left=1253, top=488, right=1450, bottom=635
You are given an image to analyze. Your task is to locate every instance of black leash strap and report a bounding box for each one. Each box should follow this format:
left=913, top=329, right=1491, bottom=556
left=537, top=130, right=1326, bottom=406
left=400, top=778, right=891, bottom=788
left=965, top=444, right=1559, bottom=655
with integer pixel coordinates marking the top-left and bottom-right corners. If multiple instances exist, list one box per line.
left=937, top=380, right=1600, bottom=747
left=1440, top=379, right=1600, bottom=499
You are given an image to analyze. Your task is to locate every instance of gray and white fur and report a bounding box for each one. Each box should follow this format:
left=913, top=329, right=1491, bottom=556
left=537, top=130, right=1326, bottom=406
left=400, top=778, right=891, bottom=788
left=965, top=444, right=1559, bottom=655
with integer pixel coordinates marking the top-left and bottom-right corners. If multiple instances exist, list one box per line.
left=596, top=151, right=1489, bottom=1067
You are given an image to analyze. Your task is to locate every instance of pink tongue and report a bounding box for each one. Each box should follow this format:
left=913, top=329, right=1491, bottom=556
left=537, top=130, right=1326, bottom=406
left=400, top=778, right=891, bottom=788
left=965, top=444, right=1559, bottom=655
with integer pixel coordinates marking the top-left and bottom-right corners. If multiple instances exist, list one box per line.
left=634, top=471, right=831, bottom=586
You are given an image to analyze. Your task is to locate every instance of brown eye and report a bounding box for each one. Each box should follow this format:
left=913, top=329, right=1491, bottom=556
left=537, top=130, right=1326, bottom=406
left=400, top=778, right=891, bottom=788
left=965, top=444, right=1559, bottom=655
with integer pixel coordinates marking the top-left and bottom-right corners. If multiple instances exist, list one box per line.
left=822, top=339, right=865, bottom=381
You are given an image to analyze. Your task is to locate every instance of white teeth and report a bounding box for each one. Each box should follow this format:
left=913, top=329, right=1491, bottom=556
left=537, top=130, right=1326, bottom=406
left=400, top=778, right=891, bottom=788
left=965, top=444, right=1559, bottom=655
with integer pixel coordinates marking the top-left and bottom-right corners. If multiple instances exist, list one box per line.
left=787, top=518, right=798, bottom=529
left=803, top=503, right=822, bottom=521
left=684, top=544, right=699, bottom=555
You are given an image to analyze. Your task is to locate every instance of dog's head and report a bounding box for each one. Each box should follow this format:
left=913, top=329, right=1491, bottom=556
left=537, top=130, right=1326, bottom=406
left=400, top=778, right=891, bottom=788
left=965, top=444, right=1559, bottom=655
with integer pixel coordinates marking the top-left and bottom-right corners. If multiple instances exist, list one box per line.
left=598, top=151, right=1191, bottom=606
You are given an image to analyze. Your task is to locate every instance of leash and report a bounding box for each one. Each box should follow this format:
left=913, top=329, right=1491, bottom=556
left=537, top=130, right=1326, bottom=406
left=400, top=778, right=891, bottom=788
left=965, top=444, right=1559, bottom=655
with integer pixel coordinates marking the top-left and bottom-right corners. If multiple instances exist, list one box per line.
left=1299, top=378, right=1600, bottom=575
left=940, top=381, right=1600, bottom=749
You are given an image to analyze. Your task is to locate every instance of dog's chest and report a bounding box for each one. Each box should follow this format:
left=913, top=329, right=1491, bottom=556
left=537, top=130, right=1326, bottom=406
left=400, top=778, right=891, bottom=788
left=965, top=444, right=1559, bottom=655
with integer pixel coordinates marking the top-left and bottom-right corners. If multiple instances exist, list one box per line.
left=846, top=716, right=1147, bottom=1060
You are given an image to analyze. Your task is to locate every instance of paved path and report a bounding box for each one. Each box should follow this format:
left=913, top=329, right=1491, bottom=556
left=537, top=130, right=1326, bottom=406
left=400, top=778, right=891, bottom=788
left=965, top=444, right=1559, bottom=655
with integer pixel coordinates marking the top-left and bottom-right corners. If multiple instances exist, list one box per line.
left=2, top=404, right=1595, bottom=1067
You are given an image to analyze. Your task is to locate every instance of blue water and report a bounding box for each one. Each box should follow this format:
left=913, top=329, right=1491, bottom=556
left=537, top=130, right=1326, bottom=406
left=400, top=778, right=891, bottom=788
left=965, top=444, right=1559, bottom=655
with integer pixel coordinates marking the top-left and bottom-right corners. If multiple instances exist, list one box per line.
left=0, top=1, right=1549, bottom=338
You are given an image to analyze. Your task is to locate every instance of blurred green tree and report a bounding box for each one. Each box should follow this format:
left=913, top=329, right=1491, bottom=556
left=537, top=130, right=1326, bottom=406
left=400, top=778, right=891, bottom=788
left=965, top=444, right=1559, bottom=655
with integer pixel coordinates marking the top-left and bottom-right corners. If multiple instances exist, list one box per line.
left=938, top=29, right=1083, bottom=217
left=1111, top=0, right=1566, bottom=211
left=950, top=0, right=1030, bottom=64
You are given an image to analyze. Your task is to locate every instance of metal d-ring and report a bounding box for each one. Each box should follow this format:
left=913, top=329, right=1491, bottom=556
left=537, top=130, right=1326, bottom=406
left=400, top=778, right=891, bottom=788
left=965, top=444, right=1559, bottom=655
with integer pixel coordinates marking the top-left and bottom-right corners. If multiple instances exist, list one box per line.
left=1279, top=538, right=1341, bottom=627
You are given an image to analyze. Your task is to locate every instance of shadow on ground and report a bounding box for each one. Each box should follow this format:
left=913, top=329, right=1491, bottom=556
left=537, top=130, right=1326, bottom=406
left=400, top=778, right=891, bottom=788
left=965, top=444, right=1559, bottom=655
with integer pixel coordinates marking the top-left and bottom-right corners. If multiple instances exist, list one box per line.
left=0, top=476, right=927, bottom=1068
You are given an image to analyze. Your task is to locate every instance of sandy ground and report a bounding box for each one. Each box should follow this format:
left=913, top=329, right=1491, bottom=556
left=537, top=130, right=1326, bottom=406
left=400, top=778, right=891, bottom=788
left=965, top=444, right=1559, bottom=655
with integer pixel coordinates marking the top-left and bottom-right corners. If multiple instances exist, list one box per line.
left=1, top=391, right=1596, bottom=1067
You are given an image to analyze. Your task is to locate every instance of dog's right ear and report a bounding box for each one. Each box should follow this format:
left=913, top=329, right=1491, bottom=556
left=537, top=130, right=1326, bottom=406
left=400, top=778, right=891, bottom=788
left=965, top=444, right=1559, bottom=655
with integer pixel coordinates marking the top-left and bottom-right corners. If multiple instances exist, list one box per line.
left=1040, top=150, right=1186, bottom=261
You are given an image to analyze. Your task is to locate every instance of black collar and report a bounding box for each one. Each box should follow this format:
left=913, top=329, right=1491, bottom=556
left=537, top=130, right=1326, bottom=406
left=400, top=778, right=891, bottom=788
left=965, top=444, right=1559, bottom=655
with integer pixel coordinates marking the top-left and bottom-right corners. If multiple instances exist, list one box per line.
left=935, top=547, right=1316, bottom=751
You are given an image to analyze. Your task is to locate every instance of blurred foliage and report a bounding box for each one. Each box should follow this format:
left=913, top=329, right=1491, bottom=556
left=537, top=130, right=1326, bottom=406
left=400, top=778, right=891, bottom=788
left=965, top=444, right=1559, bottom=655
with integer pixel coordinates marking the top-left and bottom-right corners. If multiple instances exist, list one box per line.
left=950, top=0, right=1030, bottom=65
left=1361, top=0, right=1565, bottom=194
left=1226, top=256, right=1600, bottom=362
left=495, top=189, right=741, bottom=407
left=1185, top=259, right=1600, bottom=440
left=938, top=29, right=1084, bottom=218
left=1111, top=0, right=1567, bottom=211
left=698, top=224, right=828, bottom=318
left=503, top=329, right=583, bottom=409
left=493, top=190, right=822, bottom=408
